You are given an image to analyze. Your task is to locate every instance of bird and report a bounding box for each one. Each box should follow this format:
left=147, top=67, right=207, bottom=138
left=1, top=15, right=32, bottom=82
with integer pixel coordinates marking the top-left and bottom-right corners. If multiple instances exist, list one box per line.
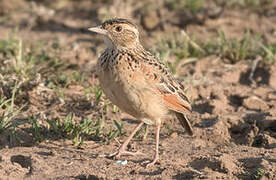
left=88, top=18, right=193, bottom=167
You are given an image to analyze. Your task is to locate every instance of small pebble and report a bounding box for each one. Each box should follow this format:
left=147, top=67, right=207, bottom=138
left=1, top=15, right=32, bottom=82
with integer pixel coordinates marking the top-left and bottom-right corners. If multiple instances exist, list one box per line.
left=170, top=132, right=178, bottom=138
left=115, top=160, right=127, bottom=166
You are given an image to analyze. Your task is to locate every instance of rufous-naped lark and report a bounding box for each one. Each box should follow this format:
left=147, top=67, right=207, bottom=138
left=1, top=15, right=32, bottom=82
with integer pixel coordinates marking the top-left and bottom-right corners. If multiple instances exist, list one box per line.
left=89, top=18, right=193, bottom=167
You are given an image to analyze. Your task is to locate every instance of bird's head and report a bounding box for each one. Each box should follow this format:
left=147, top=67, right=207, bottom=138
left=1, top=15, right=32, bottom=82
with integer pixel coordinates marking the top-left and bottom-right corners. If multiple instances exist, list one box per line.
left=89, top=18, right=140, bottom=50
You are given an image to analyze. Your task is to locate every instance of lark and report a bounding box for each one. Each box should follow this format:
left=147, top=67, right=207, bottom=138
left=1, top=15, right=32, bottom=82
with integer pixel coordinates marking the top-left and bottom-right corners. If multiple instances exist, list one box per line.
left=88, top=18, right=193, bottom=167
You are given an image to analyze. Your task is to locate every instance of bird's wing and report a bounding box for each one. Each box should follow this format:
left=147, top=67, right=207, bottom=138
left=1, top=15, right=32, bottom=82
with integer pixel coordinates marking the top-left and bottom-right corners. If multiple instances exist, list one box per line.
left=121, top=49, right=193, bottom=135
left=137, top=55, right=193, bottom=135
left=137, top=55, right=192, bottom=114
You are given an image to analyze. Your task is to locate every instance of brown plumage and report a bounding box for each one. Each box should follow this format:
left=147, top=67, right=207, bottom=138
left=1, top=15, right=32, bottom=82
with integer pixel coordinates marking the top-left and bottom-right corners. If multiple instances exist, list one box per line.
left=88, top=18, right=193, bottom=167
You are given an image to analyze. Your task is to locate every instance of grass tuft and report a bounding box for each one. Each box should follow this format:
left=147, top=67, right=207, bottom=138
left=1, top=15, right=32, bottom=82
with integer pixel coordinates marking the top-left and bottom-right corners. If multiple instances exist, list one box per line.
left=165, top=0, right=204, bottom=12
left=155, top=32, right=204, bottom=73
left=0, top=82, right=28, bottom=144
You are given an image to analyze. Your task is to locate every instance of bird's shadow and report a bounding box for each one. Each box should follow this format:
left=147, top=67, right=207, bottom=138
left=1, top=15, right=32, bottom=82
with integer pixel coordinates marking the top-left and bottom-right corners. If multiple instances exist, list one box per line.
left=131, top=158, right=166, bottom=175
left=121, top=118, right=140, bottom=124
left=138, top=167, right=166, bottom=176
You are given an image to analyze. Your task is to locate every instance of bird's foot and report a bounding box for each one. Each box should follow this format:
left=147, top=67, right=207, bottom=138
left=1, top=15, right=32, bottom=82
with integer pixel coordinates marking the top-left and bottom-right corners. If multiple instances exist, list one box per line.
left=146, top=156, right=159, bottom=167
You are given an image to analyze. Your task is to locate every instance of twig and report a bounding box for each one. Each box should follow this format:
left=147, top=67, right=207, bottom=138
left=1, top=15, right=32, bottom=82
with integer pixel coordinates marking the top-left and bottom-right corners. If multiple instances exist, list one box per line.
left=249, top=56, right=262, bottom=86
left=114, top=137, right=121, bottom=146
left=181, top=30, right=206, bottom=54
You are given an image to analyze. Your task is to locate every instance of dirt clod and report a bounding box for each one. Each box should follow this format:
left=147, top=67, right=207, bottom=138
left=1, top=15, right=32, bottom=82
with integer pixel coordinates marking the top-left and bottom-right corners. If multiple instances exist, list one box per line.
left=243, top=96, right=269, bottom=111
left=141, top=11, right=160, bottom=31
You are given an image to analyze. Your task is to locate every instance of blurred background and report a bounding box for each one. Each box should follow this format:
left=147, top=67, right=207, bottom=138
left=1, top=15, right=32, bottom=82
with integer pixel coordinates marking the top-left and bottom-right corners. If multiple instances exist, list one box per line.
left=0, top=0, right=276, bottom=179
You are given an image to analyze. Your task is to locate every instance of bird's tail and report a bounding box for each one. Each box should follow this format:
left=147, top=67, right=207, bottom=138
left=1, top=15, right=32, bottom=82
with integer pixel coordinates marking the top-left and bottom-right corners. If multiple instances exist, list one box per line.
left=175, top=112, right=193, bottom=136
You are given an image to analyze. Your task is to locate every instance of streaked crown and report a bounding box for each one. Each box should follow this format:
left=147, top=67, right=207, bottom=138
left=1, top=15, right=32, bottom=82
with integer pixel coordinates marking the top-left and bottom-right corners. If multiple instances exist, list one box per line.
left=89, top=18, right=140, bottom=49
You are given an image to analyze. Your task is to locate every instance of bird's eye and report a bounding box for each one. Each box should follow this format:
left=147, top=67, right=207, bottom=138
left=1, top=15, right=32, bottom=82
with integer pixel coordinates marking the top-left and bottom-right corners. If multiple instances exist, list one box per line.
left=115, top=26, right=122, bottom=32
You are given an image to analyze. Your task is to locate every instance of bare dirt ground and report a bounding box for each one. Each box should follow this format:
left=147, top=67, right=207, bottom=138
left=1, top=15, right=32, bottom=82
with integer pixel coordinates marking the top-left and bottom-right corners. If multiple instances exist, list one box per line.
left=0, top=0, right=276, bottom=179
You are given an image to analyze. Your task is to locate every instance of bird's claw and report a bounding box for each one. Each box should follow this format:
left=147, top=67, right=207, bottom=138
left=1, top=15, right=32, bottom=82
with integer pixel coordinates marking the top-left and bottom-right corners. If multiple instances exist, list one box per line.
left=145, top=157, right=159, bottom=168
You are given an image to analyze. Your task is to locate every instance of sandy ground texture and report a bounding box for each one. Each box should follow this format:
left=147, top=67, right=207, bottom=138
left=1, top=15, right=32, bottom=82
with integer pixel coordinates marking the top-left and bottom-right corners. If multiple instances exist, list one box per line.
left=0, top=0, right=276, bottom=179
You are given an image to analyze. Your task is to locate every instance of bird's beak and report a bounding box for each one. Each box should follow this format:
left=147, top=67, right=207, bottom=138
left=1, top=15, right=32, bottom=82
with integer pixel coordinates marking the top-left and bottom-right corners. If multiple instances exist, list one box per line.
left=88, top=26, right=107, bottom=35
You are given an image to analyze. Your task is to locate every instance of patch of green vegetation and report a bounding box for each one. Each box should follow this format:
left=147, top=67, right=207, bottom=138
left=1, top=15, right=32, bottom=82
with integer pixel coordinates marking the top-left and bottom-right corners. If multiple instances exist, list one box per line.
left=156, top=30, right=275, bottom=74
left=258, top=42, right=276, bottom=64
left=0, top=15, right=12, bottom=24
left=0, top=82, right=28, bottom=144
left=0, top=36, right=28, bottom=76
left=0, top=33, right=84, bottom=91
left=72, top=71, right=87, bottom=84
left=91, top=85, right=103, bottom=105
left=156, top=32, right=204, bottom=73
left=165, top=0, right=273, bottom=15
left=30, top=115, right=45, bottom=142
left=84, top=87, right=94, bottom=101
left=106, top=120, right=124, bottom=141
left=0, top=34, right=54, bottom=80
left=208, top=31, right=254, bottom=63
left=63, top=114, right=93, bottom=146
left=45, top=114, right=124, bottom=146
left=166, top=0, right=204, bottom=12
left=215, top=0, right=273, bottom=8
left=0, top=33, right=102, bottom=146
left=46, top=113, right=95, bottom=146
left=203, top=30, right=276, bottom=64
left=165, top=0, right=273, bottom=13
left=252, top=168, right=265, bottom=179
left=112, top=105, right=119, bottom=113
left=134, top=124, right=148, bottom=140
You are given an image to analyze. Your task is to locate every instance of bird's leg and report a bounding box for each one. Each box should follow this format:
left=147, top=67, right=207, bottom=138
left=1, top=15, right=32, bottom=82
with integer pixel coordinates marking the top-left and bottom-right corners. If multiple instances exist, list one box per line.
left=146, top=120, right=161, bottom=167
left=107, top=121, right=144, bottom=158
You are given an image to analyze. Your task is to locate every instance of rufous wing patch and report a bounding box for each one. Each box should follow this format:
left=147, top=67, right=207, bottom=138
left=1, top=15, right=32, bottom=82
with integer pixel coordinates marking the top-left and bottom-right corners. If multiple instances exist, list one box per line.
left=163, top=94, right=191, bottom=113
